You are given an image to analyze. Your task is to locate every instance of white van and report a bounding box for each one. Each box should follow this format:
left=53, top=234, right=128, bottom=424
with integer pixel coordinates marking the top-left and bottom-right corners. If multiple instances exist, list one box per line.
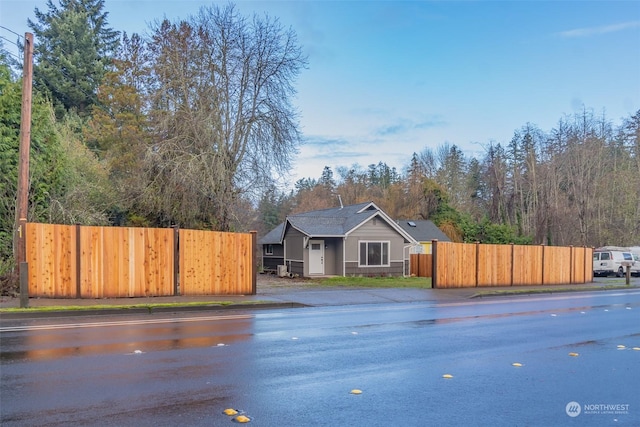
left=593, top=248, right=636, bottom=277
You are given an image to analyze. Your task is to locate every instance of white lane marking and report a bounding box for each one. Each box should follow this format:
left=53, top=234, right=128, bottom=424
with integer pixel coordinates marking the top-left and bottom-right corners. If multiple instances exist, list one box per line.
left=0, top=314, right=253, bottom=333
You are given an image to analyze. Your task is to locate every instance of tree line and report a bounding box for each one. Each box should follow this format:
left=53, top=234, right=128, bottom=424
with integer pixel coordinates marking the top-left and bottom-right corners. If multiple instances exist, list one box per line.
left=262, top=107, right=639, bottom=248
left=1, top=0, right=638, bottom=292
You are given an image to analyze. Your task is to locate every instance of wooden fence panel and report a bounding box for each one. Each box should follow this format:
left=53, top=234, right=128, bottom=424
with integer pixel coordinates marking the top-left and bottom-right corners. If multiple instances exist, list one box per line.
left=513, top=245, right=543, bottom=285
left=433, top=242, right=592, bottom=288
left=477, top=244, right=512, bottom=287
left=435, top=242, right=477, bottom=288
left=572, top=247, right=584, bottom=283
left=180, top=229, right=252, bottom=295
left=410, top=254, right=432, bottom=277
left=570, top=247, right=593, bottom=283
left=543, top=246, right=572, bottom=285
left=584, top=247, right=594, bottom=282
left=26, top=223, right=254, bottom=298
left=79, top=226, right=174, bottom=298
left=26, top=223, right=77, bottom=298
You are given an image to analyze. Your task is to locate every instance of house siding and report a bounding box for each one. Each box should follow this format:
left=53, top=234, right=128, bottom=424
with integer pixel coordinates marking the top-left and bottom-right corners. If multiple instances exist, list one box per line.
left=288, top=261, right=304, bottom=277
left=262, top=244, right=284, bottom=271
left=336, top=238, right=344, bottom=275
left=321, top=237, right=341, bottom=276
left=284, top=226, right=305, bottom=275
left=345, top=261, right=405, bottom=276
left=345, top=217, right=408, bottom=277
left=285, top=227, right=305, bottom=261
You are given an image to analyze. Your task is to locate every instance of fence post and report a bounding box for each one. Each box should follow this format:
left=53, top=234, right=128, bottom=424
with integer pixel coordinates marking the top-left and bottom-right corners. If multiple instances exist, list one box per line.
left=173, top=226, right=180, bottom=296
left=75, top=224, right=81, bottom=298
left=250, top=231, right=257, bottom=295
left=431, top=239, right=438, bottom=289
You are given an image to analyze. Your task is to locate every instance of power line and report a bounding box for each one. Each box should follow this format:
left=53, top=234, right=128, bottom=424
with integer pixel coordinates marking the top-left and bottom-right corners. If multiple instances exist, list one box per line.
left=0, top=34, right=22, bottom=48
left=0, top=25, right=22, bottom=38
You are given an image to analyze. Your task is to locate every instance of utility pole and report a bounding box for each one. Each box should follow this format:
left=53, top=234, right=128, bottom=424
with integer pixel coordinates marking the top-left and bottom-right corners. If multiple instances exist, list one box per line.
left=15, top=33, right=33, bottom=307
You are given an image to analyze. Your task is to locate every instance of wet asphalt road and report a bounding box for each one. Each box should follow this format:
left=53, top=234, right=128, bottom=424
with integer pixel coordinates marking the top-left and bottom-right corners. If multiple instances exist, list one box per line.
left=1, top=289, right=640, bottom=426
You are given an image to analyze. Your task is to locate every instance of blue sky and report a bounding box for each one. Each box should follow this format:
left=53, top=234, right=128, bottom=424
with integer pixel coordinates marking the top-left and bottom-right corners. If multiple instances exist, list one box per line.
left=1, top=1, right=639, bottom=184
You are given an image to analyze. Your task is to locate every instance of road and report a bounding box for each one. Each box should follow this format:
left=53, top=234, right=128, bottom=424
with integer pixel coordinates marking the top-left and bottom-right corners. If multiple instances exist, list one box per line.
left=1, top=289, right=640, bottom=426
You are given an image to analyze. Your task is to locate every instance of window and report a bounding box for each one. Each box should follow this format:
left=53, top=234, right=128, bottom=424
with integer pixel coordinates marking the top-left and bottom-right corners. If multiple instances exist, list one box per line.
left=265, top=244, right=273, bottom=255
left=359, top=241, right=389, bottom=267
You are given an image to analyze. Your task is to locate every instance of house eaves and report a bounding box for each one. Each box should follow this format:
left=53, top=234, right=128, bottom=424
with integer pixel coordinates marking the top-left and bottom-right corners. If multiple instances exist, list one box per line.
left=275, top=201, right=417, bottom=243
left=259, top=222, right=285, bottom=245
left=345, top=206, right=418, bottom=244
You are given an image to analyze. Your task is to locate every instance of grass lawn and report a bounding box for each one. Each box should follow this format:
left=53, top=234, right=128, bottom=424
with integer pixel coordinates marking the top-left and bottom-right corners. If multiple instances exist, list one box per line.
left=315, top=276, right=432, bottom=289
left=0, top=300, right=269, bottom=313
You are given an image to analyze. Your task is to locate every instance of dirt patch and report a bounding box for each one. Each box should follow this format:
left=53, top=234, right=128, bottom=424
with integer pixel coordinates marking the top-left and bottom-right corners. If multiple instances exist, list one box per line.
left=256, top=272, right=324, bottom=294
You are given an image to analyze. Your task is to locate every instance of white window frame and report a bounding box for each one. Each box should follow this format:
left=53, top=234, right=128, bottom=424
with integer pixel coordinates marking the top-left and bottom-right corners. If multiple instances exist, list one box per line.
left=265, top=244, right=273, bottom=255
left=358, top=241, right=390, bottom=267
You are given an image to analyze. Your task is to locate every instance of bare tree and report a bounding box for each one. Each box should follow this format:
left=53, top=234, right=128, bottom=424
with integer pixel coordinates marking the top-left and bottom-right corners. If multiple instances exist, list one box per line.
left=143, top=4, right=307, bottom=230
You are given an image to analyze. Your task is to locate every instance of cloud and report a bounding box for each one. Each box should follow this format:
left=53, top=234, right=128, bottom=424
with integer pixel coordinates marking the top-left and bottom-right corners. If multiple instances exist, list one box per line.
left=305, top=151, right=365, bottom=161
left=557, top=21, right=640, bottom=38
left=302, top=136, right=349, bottom=147
left=377, top=123, right=409, bottom=136
left=374, top=115, right=447, bottom=136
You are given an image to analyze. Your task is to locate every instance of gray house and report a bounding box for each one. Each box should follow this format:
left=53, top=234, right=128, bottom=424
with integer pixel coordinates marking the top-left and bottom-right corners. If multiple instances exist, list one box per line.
left=259, top=202, right=417, bottom=277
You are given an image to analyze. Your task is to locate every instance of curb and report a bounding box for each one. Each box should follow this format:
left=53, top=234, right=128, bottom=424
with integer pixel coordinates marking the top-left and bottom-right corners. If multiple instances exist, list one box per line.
left=0, top=302, right=308, bottom=320
left=469, top=285, right=637, bottom=299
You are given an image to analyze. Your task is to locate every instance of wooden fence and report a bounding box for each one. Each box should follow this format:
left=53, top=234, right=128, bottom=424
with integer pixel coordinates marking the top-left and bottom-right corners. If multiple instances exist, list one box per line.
left=410, top=241, right=593, bottom=288
left=410, top=254, right=432, bottom=277
left=180, top=229, right=254, bottom=295
left=25, top=223, right=256, bottom=298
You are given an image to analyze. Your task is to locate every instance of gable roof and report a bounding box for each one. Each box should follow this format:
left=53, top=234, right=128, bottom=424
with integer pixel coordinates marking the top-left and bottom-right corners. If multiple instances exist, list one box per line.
left=287, top=201, right=377, bottom=237
left=259, top=202, right=417, bottom=244
left=396, top=220, right=451, bottom=242
left=259, top=222, right=285, bottom=245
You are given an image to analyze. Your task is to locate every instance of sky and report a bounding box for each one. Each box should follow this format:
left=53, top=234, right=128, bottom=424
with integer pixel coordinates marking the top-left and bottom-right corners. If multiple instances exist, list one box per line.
left=1, top=0, right=639, bottom=185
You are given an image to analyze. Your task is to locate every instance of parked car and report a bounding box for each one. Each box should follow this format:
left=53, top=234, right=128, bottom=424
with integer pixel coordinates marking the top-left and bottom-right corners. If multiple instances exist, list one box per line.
left=593, top=248, right=637, bottom=277
left=630, top=251, right=640, bottom=277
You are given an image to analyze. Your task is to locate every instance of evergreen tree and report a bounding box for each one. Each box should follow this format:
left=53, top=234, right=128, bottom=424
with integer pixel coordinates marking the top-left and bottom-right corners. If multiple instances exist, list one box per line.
left=0, top=60, right=65, bottom=269
left=319, top=166, right=336, bottom=192
left=28, top=0, right=119, bottom=117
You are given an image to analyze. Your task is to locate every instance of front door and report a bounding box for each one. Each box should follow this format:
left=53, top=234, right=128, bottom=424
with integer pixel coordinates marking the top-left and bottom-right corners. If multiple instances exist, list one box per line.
left=309, top=240, right=324, bottom=275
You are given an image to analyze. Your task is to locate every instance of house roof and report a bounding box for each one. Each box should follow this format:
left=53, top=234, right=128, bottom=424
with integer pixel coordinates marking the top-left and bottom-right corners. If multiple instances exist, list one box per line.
left=396, top=220, right=451, bottom=242
left=259, top=222, right=285, bottom=245
left=259, top=201, right=417, bottom=244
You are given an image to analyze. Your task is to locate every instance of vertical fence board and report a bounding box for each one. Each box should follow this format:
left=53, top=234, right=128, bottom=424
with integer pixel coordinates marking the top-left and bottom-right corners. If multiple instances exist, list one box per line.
left=77, top=226, right=173, bottom=298
left=571, top=247, right=591, bottom=284
left=477, top=244, right=512, bottom=287
left=179, top=229, right=252, bottom=296
left=543, top=246, right=572, bottom=285
left=436, top=242, right=477, bottom=288
left=26, top=223, right=76, bottom=297
left=410, top=254, right=433, bottom=277
left=512, top=245, right=543, bottom=285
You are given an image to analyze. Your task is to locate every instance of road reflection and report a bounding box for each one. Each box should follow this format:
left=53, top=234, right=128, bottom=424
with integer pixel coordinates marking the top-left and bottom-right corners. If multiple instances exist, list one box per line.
left=1, top=315, right=254, bottom=362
